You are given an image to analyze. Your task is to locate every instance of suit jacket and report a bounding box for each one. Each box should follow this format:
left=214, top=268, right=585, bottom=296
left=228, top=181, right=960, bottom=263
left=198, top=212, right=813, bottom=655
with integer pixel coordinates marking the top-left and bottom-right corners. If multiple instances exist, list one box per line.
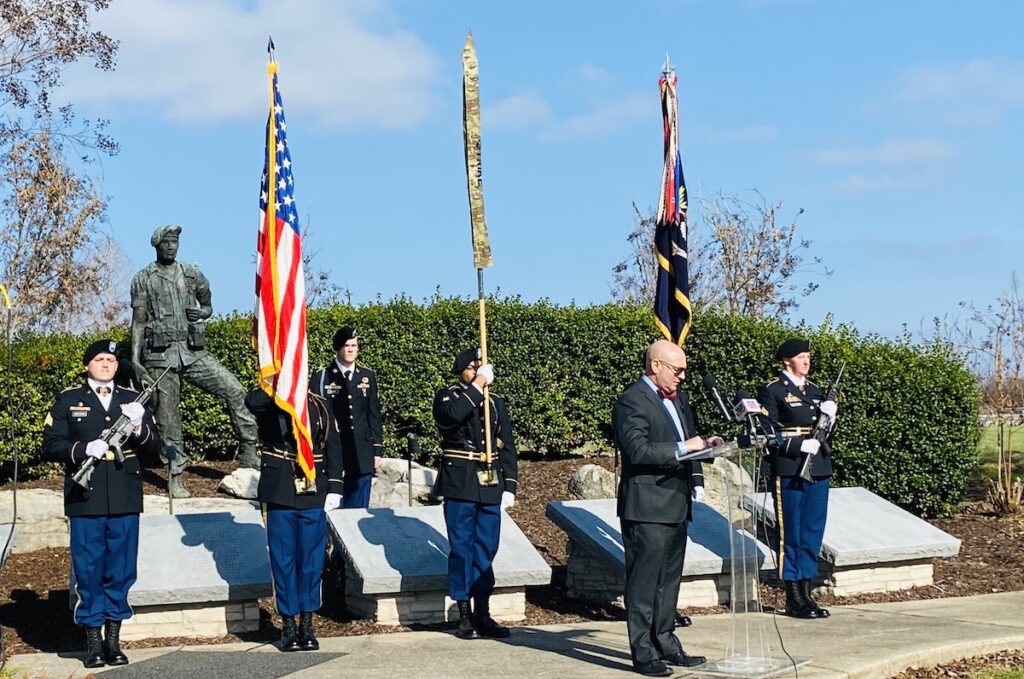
left=432, top=383, right=518, bottom=504
left=613, top=378, right=705, bottom=524
left=757, top=373, right=833, bottom=478
left=41, top=383, right=163, bottom=517
left=310, top=362, right=383, bottom=477
left=245, top=389, right=344, bottom=508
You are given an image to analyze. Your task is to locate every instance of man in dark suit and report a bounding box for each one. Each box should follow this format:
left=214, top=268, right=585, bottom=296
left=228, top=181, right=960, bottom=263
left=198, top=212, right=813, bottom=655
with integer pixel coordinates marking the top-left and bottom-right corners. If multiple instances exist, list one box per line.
left=245, top=388, right=343, bottom=652
left=41, top=339, right=164, bottom=669
left=433, top=348, right=518, bottom=640
left=613, top=339, right=721, bottom=677
left=309, top=326, right=383, bottom=508
left=757, top=338, right=838, bottom=620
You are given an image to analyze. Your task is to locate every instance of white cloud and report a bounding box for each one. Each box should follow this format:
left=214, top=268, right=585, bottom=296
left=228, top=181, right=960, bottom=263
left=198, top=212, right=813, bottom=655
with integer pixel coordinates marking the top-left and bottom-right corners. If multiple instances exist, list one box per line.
left=62, top=0, right=439, bottom=128
left=708, top=125, right=779, bottom=143
left=896, top=58, right=1024, bottom=124
left=485, top=93, right=552, bottom=130
left=810, top=138, right=954, bottom=166
left=543, top=92, right=651, bottom=141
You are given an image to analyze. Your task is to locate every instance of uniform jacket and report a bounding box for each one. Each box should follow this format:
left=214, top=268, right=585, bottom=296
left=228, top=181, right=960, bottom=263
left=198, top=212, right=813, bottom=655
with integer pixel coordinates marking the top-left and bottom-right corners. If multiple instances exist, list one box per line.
left=432, top=383, right=518, bottom=505
left=130, top=261, right=212, bottom=368
left=41, top=383, right=163, bottom=517
left=613, top=379, right=705, bottom=524
left=244, top=390, right=344, bottom=509
left=757, top=373, right=833, bottom=478
left=309, top=362, right=382, bottom=477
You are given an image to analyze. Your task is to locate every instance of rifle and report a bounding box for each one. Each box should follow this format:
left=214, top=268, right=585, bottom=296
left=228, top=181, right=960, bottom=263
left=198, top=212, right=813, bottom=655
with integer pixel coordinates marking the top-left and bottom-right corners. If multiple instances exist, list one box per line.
left=797, top=362, right=845, bottom=483
left=70, top=367, right=171, bottom=490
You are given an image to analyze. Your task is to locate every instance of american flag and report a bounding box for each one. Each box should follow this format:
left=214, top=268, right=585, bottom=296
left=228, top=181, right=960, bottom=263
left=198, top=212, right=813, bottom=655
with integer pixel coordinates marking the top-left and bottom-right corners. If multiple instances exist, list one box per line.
left=255, top=58, right=315, bottom=482
left=653, top=58, right=693, bottom=346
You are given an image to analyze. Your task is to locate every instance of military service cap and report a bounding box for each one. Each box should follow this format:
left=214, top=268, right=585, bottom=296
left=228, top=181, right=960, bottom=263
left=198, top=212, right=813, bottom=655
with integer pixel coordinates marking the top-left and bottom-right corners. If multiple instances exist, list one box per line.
left=150, top=224, right=182, bottom=246
left=332, top=326, right=358, bottom=351
left=776, top=337, right=810, bottom=360
left=83, top=339, right=117, bottom=365
left=452, top=347, right=482, bottom=374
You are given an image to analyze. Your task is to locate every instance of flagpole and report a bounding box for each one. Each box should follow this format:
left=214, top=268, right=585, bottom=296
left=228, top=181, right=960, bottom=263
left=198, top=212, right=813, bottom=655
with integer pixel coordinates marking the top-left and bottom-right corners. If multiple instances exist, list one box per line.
left=463, top=32, right=497, bottom=486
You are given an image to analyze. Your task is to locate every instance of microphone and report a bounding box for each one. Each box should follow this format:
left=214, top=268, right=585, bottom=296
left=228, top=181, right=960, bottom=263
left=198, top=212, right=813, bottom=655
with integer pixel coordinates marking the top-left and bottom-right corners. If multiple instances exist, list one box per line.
left=406, top=433, right=420, bottom=460
left=732, top=390, right=762, bottom=423
left=702, top=374, right=733, bottom=423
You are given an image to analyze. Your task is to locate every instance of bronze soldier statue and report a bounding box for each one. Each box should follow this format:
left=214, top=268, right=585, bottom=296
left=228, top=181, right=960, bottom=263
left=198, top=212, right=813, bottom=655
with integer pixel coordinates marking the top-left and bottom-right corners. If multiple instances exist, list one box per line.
left=130, top=225, right=258, bottom=498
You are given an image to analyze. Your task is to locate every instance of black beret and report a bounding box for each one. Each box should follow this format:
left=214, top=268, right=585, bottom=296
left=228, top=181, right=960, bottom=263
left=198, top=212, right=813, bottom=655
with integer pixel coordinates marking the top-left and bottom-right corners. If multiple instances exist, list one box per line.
left=776, top=338, right=810, bottom=360
left=332, top=326, right=358, bottom=351
left=452, top=347, right=481, bottom=374
left=83, top=339, right=118, bottom=365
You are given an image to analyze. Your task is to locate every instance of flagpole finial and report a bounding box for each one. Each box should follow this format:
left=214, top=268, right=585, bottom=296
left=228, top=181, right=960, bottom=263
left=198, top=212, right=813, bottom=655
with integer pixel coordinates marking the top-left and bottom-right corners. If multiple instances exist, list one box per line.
left=267, top=35, right=275, bottom=59
left=662, top=53, right=672, bottom=75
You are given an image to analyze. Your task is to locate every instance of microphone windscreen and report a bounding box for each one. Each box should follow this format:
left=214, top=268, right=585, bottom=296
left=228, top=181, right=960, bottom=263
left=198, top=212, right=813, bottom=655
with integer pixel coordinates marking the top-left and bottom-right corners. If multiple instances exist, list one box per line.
left=702, top=374, right=718, bottom=390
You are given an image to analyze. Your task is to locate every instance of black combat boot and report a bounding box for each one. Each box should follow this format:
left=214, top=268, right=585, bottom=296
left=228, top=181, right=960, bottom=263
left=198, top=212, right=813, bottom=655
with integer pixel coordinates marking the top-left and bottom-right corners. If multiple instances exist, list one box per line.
left=83, top=625, right=105, bottom=668
left=799, top=579, right=830, bottom=618
left=472, top=595, right=510, bottom=638
left=298, top=612, right=319, bottom=651
left=280, top=616, right=301, bottom=652
left=784, top=580, right=819, bottom=619
left=455, top=600, right=480, bottom=639
left=103, top=619, right=129, bottom=665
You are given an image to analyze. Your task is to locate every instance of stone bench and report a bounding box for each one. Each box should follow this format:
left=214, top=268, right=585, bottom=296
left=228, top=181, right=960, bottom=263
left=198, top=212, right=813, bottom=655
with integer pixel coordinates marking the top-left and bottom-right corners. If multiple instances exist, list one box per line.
left=0, top=523, right=14, bottom=569
left=546, top=498, right=772, bottom=608
left=327, top=506, right=551, bottom=626
left=742, top=486, right=961, bottom=595
left=71, top=508, right=272, bottom=640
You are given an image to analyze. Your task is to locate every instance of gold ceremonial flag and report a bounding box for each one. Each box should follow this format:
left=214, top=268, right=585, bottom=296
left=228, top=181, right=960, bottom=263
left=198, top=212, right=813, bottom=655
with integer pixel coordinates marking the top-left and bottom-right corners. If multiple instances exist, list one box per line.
left=462, top=32, right=493, bottom=269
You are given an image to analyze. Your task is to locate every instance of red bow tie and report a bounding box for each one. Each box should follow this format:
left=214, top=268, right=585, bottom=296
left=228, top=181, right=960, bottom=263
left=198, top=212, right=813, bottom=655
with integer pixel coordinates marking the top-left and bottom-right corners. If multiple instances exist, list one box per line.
left=658, top=387, right=677, bottom=401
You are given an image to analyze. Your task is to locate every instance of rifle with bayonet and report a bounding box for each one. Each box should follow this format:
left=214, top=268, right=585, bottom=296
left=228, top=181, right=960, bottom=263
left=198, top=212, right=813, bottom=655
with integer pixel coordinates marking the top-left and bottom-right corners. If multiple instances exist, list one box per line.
left=70, top=367, right=171, bottom=490
left=797, top=362, right=845, bottom=483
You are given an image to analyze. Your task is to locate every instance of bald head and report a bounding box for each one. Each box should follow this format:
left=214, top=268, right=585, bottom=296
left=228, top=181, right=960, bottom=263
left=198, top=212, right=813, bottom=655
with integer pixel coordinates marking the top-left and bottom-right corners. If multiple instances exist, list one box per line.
left=645, top=340, right=687, bottom=391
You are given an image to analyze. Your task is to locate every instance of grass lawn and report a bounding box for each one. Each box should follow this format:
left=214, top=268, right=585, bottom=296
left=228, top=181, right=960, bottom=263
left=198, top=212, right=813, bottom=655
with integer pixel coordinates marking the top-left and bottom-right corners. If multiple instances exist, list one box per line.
left=976, top=424, right=1024, bottom=481
left=978, top=669, right=1024, bottom=679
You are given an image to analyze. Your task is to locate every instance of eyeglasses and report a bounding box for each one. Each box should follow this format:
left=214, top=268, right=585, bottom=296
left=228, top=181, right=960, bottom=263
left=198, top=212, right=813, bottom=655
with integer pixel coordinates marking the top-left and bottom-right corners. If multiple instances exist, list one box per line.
left=657, top=359, right=686, bottom=376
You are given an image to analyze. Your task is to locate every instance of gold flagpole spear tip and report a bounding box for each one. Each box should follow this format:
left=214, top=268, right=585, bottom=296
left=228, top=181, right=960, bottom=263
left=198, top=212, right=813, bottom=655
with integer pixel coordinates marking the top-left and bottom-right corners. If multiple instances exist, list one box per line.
left=267, top=35, right=278, bottom=74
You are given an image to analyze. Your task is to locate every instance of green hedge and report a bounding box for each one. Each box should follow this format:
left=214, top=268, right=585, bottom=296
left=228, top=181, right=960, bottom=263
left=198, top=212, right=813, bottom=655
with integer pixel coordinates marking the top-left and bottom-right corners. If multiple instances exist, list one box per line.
left=0, top=298, right=979, bottom=516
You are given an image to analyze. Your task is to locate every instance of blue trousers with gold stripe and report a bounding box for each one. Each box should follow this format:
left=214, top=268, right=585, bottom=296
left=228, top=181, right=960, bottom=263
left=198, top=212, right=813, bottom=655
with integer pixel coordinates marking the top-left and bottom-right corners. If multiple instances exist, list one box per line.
left=70, top=514, right=140, bottom=627
left=266, top=505, right=327, bottom=616
left=443, top=499, right=501, bottom=601
left=772, top=476, right=829, bottom=582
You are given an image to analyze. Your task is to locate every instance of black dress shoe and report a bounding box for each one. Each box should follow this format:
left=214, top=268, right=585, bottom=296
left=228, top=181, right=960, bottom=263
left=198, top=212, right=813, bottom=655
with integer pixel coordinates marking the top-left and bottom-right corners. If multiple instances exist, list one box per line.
left=280, top=616, right=301, bottom=652
left=455, top=600, right=481, bottom=640
left=663, top=651, right=707, bottom=667
left=103, top=620, right=129, bottom=665
left=784, top=580, right=821, bottom=619
left=83, top=626, right=105, bottom=669
left=799, top=580, right=830, bottom=618
left=676, top=613, right=693, bottom=627
left=633, top=660, right=673, bottom=676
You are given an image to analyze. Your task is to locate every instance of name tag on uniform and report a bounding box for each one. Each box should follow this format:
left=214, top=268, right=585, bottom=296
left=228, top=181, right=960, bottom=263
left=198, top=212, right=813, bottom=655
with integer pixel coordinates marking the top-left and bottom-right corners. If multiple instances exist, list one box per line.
left=70, top=405, right=91, bottom=419
left=325, top=384, right=342, bottom=396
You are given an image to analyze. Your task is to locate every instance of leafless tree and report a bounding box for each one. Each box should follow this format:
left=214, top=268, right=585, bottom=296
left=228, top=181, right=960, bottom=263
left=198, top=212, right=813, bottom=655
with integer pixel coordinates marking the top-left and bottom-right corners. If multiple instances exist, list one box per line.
left=301, top=219, right=345, bottom=308
left=611, top=191, right=830, bottom=318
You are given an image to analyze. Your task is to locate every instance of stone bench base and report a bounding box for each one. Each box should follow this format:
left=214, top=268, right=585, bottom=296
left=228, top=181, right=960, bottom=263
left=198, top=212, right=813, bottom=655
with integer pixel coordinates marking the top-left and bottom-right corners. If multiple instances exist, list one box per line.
left=346, top=583, right=525, bottom=626
left=565, top=539, right=743, bottom=608
left=119, top=601, right=261, bottom=641
left=821, top=560, right=933, bottom=596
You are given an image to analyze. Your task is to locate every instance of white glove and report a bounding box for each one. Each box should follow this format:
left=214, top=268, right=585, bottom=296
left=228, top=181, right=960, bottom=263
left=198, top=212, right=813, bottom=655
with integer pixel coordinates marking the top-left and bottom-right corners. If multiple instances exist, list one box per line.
left=691, top=486, right=706, bottom=503
left=500, top=491, right=515, bottom=511
left=324, top=493, right=342, bottom=512
left=819, top=400, right=837, bottom=421
left=85, top=439, right=108, bottom=460
left=477, top=364, right=495, bottom=386
left=121, top=402, right=145, bottom=427
left=800, top=438, right=821, bottom=455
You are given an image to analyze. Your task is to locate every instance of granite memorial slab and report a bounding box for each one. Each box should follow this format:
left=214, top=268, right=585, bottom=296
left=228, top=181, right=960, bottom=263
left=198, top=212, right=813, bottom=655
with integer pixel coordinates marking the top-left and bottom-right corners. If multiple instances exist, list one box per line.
left=742, top=486, right=961, bottom=595
left=327, top=505, right=550, bottom=625
left=546, top=498, right=772, bottom=607
left=0, top=523, right=14, bottom=569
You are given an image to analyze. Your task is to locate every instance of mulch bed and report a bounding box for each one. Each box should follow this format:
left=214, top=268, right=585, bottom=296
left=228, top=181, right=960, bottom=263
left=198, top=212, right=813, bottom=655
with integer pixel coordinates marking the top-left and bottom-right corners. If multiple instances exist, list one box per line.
left=1, top=456, right=1023, bottom=659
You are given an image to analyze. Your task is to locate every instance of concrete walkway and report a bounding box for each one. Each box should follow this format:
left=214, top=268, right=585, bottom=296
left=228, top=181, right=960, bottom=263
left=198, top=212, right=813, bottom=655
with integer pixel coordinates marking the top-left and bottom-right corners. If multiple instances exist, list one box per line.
left=8, top=592, right=1024, bottom=679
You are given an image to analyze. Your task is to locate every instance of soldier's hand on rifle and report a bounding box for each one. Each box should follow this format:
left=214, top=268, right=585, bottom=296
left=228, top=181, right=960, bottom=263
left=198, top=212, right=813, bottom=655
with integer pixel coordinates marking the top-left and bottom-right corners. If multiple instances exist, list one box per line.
left=121, top=402, right=145, bottom=431
left=133, top=362, right=155, bottom=388
left=800, top=439, right=821, bottom=455
left=819, top=400, right=837, bottom=422
left=500, top=491, right=515, bottom=511
left=86, top=439, right=108, bottom=460
left=185, top=307, right=203, bottom=322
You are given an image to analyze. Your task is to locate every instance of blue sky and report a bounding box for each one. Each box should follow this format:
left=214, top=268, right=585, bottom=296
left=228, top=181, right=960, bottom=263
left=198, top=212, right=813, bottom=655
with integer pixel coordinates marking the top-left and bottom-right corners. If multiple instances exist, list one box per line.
left=64, top=0, right=1023, bottom=339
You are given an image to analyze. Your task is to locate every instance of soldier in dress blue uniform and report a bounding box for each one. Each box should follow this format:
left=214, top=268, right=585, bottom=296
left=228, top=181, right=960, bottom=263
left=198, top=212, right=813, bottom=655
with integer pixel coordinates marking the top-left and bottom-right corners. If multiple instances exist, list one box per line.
left=245, top=388, right=343, bottom=652
left=433, top=348, right=518, bottom=640
left=309, top=326, right=382, bottom=508
left=757, top=338, right=838, bottom=620
left=41, top=339, right=165, bottom=668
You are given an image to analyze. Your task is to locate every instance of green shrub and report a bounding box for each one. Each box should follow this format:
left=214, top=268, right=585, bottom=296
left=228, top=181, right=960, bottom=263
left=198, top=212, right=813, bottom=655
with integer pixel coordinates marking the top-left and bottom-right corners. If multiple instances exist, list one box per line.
left=0, top=298, right=978, bottom=516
